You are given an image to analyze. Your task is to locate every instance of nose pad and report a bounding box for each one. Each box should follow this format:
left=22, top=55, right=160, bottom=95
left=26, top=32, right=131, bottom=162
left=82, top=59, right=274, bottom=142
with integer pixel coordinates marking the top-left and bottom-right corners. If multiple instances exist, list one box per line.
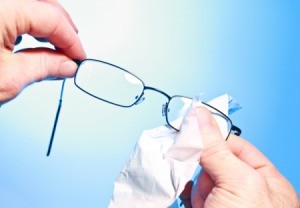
left=162, top=103, right=168, bottom=116
left=135, top=95, right=145, bottom=105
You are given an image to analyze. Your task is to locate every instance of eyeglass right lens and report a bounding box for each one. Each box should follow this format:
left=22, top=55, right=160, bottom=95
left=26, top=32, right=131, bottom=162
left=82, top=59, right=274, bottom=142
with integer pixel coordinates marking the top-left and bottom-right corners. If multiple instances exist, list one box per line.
left=166, top=96, right=192, bottom=130
left=75, top=60, right=144, bottom=107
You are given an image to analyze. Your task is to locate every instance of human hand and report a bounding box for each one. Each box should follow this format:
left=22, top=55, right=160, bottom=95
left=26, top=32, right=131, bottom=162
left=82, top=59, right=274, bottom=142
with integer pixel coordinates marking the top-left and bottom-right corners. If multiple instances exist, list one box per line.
left=0, top=0, right=86, bottom=104
left=180, top=107, right=299, bottom=208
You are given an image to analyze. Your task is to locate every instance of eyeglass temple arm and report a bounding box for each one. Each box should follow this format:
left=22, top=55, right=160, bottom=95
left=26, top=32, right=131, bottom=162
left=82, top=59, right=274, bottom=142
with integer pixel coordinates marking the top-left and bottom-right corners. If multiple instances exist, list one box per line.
left=202, top=102, right=242, bottom=137
left=231, top=125, right=242, bottom=136
left=46, top=79, right=66, bottom=157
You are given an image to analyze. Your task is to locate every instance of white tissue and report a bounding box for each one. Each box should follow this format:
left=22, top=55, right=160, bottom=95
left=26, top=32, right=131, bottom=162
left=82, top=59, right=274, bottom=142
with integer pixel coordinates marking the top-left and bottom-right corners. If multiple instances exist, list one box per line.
left=109, top=94, right=231, bottom=208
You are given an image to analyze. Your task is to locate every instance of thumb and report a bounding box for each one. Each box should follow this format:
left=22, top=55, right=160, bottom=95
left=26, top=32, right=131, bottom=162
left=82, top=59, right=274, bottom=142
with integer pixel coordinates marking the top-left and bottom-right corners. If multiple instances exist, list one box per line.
left=196, top=106, right=252, bottom=182
left=0, top=48, right=78, bottom=103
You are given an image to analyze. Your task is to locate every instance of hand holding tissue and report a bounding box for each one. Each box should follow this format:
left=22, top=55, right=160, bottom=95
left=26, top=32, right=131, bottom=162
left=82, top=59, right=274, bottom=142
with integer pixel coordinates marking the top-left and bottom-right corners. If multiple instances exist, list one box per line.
left=109, top=94, right=240, bottom=208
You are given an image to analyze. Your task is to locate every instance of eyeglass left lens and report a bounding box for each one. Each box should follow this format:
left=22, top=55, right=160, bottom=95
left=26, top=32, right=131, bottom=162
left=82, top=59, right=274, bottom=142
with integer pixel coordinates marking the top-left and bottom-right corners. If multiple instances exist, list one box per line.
left=75, top=60, right=144, bottom=107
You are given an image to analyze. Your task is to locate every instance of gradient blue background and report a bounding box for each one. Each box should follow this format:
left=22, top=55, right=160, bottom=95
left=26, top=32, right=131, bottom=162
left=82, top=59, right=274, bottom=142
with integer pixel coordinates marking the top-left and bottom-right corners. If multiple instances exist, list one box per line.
left=0, top=0, right=299, bottom=207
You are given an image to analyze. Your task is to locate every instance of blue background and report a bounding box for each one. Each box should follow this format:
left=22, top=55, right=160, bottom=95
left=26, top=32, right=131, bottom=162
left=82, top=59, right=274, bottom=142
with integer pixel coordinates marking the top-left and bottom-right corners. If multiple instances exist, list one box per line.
left=0, top=0, right=299, bottom=207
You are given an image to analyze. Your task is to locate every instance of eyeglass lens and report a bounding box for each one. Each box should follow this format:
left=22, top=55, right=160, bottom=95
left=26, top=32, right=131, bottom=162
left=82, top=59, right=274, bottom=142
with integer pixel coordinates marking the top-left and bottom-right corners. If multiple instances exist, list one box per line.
left=75, top=60, right=144, bottom=107
left=166, top=97, right=232, bottom=139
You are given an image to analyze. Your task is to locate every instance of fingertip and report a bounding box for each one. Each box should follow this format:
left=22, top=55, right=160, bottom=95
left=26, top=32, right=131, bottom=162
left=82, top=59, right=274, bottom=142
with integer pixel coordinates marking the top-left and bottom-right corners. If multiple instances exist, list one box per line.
left=56, top=40, right=87, bottom=61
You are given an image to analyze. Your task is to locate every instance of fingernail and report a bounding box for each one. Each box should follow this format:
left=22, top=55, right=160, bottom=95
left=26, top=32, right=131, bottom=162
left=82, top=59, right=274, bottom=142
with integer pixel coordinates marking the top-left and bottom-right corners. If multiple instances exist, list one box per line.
left=195, top=106, right=212, bottom=128
left=59, top=61, right=78, bottom=77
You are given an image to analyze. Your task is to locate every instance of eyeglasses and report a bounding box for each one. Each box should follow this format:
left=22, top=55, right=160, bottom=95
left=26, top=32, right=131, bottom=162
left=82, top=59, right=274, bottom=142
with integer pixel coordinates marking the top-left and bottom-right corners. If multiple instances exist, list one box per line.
left=47, top=59, right=241, bottom=156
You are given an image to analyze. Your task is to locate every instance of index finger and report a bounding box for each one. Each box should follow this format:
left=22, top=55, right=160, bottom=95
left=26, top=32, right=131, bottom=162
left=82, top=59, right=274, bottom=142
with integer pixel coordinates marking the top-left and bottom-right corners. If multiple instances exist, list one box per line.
left=21, top=1, right=86, bottom=59
left=39, top=0, right=78, bottom=32
left=227, top=135, right=278, bottom=174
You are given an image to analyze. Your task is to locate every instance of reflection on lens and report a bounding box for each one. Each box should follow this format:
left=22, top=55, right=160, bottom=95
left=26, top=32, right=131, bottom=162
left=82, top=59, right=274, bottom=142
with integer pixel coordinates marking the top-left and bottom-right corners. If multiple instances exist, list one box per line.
left=75, top=60, right=144, bottom=107
left=125, top=73, right=141, bottom=85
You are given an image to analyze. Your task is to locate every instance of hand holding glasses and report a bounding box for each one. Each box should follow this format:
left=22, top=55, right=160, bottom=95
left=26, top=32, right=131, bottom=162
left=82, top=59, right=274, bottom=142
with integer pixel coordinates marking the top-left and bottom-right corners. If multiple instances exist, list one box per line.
left=47, top=59, right=241, bottom=156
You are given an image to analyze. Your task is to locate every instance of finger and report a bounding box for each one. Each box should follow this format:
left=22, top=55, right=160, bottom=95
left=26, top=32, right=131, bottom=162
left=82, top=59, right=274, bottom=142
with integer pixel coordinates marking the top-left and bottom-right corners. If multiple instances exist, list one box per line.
left=20, top=1, right=86, bottom=59
left=0, top=48, right=77, bottom=103
left=191, top=170, right=213, bottom=208
left=15, top=48, right=78, bottom=80
left=193, top=170, right=214, bottom=201
left=38, top=0, right=78, bottom=32
left=227, top=135, right=280, bottom=177
left=179, top=181, right=193, bottom=208
left=179, top=172, right=215, bottom=208
left=196, top=107, right=253, bottom=181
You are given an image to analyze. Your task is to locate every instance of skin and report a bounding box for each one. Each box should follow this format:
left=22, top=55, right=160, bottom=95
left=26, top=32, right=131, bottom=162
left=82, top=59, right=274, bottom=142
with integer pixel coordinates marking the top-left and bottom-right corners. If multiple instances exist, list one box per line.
left=180, top=107, right=299, bottom=208
left=0, top=0, right=86, bottom=105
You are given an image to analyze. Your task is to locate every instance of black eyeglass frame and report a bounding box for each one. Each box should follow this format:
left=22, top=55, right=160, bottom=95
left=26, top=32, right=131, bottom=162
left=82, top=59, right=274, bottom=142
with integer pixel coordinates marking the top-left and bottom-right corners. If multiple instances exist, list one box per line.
left=47, top=59, right=242, bottom=156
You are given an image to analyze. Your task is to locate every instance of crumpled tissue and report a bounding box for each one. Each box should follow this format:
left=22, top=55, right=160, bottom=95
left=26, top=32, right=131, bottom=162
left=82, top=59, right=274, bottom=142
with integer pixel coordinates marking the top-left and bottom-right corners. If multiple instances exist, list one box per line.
left=109, top=94, right=239, bottom=208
